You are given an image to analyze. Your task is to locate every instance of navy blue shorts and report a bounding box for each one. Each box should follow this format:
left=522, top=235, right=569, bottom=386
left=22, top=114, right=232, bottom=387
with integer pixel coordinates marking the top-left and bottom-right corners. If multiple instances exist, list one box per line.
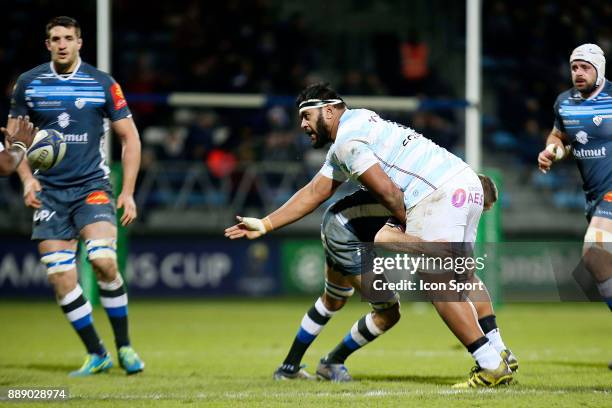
left=32, top=180, right=116, bottom=241
left=586, top=191, right=612, bottom=222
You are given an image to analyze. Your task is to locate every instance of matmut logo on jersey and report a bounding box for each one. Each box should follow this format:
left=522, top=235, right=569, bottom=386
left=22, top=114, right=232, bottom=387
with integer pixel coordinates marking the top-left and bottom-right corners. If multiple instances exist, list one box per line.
left=110, top=83, right=127, bottom=111
left=86, top=191, right=111, bottom=205
left=573, top=146, right=607, bottom=159
left=64, top=132, right=88, bottom=144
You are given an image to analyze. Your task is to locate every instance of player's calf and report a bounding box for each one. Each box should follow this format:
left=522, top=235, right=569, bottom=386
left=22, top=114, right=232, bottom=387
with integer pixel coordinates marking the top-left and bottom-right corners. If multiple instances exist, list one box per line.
left=86, top=238, right=144, bottom=373
left=371, top=301, right=400, bottom=331
left=42, top=250, right=108, bottom=371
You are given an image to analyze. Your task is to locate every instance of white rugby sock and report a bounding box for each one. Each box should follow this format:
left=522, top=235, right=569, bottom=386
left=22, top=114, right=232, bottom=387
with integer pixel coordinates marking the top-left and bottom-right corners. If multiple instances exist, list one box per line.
left=472, top=342, right=502, bottom=370
left=485, top=328, right=507, bottom=353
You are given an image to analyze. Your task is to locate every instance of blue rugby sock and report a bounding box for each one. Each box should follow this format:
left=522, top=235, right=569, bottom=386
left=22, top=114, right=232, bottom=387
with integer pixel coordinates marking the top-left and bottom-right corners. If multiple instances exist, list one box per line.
left=98, top=275, right=130, bottom=349
left=59, top=285, right=105, bottom=356
left=281, top=297, right=335, bottom=373
left=325, top=313, right=384, bottom=364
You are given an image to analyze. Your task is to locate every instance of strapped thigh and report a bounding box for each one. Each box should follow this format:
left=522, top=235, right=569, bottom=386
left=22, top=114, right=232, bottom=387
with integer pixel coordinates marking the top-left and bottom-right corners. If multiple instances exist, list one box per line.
left=41, top=250, right=76, bottom=275
left=86, top=238, right=117, bottom=260
left=325, top=280, right=355, bottom=300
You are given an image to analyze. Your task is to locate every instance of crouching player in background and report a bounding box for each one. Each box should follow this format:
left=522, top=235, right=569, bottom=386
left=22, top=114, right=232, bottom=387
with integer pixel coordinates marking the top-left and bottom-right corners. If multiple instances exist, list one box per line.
left=7, top=16, right=143, bottom=376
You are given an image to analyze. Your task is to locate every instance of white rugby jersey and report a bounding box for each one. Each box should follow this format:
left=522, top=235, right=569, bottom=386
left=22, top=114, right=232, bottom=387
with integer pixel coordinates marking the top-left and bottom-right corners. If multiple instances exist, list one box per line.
left=320, top=108, right=468, bottom=208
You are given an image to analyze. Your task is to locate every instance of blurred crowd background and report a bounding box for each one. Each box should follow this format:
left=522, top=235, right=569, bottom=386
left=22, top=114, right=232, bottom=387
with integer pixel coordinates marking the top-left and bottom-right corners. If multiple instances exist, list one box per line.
left=2, top=0, right=610, bottom=238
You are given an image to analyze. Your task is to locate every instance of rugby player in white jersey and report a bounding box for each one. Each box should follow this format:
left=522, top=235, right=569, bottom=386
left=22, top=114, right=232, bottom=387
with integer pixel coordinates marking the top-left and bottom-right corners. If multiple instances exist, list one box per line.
left=537, top=44, right=612, bottom=368
left=225, top=83, right=516, bottom=387
left=0, top=116, right=37, bottom=176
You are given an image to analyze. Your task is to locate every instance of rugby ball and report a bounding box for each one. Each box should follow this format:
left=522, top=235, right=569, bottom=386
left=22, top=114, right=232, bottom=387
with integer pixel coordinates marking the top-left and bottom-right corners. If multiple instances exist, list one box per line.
left=27, top=129, right=67, bottom=171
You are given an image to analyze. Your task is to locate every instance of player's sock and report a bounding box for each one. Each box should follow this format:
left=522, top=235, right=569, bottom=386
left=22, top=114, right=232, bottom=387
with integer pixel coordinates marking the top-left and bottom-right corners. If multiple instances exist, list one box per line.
left=596, top=278, right=612, bottom=311
left=478, top=314, right=507, bottom=353
left=468, top=336, right=502, bottom=370
left=59, top=285, right=106, bottom=356
left=281, top=297, right=335, bottom=373
left=325, top=313, right=384, bottom=364
left=98, top=275, right=130, bottom=349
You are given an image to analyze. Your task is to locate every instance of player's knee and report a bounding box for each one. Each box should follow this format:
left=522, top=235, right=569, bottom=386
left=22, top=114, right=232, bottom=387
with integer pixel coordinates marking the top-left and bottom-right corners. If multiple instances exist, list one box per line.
left=323, top=280, right=354, bottom=311
left=86, top=238, right=118, bottom=279
left=41, top=249, right=76, bottom=277
left=91, top=258, right=118, bottom=280
left=374, top=225, right=397, bottom=243
left=47, top=271, right=77, bottom=297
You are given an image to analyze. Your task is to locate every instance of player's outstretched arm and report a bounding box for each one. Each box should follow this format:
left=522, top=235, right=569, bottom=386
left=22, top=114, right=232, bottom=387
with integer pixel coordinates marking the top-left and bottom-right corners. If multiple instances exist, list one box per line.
left=112, top=117, right=141, bottom=226
left=0, top=116, right=38, bottom=176
left=358, top=164, right=406, bottom=225
left=538, top=127, right=569, bottom=174
left=225, top=173, right=342, bottom=240
left=5, top=117, right=42, bottom=208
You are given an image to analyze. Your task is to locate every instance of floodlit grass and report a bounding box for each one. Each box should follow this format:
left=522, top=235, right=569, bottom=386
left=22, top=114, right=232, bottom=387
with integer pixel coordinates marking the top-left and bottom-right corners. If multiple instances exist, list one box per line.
left=1, top=299, right=610, bottom=407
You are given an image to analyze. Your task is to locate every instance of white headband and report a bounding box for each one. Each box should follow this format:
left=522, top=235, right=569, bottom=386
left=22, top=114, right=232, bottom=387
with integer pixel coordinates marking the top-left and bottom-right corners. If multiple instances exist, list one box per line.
left=298, top=98, right=344, bottom=114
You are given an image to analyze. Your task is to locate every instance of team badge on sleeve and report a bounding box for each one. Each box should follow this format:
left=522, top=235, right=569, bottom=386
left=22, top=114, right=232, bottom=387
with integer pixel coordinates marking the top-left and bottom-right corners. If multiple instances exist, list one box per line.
left=604, top=191, right=612, bottom=203
left=110, top=83, right=127, bottom=111
left=86, top=191, right=111, bottom=205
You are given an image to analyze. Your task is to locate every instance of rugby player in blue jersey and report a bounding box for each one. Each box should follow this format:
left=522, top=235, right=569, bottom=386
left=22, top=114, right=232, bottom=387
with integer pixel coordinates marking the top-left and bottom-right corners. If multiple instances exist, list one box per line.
left=226, top=83, right=516, bottom=387
left=6, top=16, right=143, bottom=376
left=538, top=44, right=611, bottom=368
left=0, top=116, right=37, bottom=176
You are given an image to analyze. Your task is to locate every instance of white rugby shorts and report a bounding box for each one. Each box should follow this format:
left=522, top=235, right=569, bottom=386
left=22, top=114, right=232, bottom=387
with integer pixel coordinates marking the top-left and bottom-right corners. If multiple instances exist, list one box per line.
left=404, top=167, right=484, bottom=243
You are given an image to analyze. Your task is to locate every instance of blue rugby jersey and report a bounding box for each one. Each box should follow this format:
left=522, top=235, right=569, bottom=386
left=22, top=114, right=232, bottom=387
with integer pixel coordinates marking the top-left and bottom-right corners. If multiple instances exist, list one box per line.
left=9, top=59, right=132, bottom=188
left=553, top=80, right=612, bottom=202
left=319, top=109, right=468, bottom=209
left=327, top=189, right=389, bottom=242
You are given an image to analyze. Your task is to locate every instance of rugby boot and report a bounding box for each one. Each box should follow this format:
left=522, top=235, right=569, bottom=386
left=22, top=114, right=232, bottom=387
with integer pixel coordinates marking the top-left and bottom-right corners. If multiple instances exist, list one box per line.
left=316, top=358, right=353, bottom=382
left=69, top=352, right=113, bottom=377
left=273, top=364, right=315, bottom=380
left=452, top=361, right=513, bottom=388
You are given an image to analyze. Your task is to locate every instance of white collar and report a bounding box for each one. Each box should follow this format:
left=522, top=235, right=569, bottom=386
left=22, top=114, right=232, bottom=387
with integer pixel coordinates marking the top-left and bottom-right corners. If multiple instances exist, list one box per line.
left=49, top=58, right=82, bottom=81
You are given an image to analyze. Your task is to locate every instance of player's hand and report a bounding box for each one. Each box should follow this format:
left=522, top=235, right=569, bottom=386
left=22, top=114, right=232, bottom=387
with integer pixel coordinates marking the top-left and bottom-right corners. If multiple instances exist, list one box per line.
left=23, top=177, right=42, bottom=209
left=117, top=192, right=137, bottom=226
left=537, top=147, right=556, bottom=174
left=224, top=216, right=269, bottom=240
left=1, top=115, right=38, bottom=148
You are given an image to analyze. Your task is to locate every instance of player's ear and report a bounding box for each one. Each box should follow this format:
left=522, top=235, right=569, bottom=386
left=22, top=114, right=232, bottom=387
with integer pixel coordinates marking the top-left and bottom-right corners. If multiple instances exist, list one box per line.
left=77, top=38, right=83, bottom=50
left=45, top=39, right=51, bottom=51
left=324, top=105, right=334, bottom=120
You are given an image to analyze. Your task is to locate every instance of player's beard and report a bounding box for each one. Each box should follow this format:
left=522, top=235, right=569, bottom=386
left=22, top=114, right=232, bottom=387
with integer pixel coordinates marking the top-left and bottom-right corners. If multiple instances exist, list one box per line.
left=573, top=76, right=597, bottom=96
left=310, top=114, right=332, bottom=149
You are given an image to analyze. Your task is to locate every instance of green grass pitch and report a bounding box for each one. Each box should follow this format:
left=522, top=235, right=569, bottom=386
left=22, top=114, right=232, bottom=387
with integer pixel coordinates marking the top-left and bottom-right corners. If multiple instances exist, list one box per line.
left=1, top=299, right=610, bottom=407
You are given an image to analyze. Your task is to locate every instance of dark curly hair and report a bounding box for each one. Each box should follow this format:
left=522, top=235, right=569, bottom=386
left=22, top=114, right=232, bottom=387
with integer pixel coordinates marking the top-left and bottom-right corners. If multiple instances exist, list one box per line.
left=296, top=82, right=346, bottom=109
